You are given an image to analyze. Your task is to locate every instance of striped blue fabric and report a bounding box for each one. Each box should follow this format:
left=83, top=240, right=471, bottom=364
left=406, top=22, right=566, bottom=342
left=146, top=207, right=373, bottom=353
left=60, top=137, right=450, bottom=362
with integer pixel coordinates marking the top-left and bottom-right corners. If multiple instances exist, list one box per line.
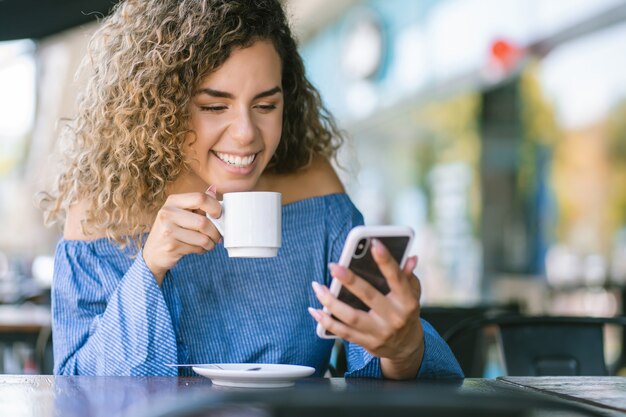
left=52, top=193, right=463, bottom=378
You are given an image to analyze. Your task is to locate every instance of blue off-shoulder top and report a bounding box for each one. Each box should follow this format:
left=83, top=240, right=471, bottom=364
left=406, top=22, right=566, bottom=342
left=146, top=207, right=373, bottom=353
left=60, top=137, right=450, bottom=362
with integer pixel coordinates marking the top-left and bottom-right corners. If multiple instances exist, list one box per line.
left=52, top=193, right=462, bottom=378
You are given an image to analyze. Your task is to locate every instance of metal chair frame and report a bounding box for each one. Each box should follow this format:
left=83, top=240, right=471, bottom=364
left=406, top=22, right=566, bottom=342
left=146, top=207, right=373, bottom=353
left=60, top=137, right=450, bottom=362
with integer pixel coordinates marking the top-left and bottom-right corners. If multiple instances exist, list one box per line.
left=443, top=315, right=626, bottom=376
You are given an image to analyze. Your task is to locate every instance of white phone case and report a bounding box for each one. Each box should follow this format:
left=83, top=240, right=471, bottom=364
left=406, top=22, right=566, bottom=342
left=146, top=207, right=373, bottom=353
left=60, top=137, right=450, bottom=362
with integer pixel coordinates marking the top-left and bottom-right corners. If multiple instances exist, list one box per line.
left=316, top=225, right=415, bottom=339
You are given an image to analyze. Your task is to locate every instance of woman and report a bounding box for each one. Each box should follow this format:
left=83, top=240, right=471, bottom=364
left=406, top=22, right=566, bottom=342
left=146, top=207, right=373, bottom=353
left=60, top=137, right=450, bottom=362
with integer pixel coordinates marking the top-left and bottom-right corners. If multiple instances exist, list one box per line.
left=40, top=0, right=462, bottom=379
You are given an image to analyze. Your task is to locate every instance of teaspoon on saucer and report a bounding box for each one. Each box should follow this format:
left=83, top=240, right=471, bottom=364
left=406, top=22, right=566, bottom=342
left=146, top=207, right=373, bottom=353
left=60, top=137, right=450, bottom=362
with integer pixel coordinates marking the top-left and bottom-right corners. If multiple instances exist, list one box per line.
left=165, top=364, right=262, bottom=371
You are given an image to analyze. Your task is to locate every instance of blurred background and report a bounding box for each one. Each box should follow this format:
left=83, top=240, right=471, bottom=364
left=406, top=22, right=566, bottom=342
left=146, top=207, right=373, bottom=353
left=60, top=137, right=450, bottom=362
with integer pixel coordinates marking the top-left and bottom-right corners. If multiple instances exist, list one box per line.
left=1, top=0, right=626, bottom=374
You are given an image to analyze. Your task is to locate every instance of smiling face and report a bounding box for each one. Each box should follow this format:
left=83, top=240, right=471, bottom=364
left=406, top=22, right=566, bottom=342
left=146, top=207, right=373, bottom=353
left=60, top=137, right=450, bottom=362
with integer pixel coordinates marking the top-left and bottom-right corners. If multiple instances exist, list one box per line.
left=174, top=40, right=284, bottom=195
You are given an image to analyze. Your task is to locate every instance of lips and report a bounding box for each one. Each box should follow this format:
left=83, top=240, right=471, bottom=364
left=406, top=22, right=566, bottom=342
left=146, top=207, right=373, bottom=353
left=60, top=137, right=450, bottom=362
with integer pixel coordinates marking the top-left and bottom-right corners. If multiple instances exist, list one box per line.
left=213, top=151, right=257, bottom=168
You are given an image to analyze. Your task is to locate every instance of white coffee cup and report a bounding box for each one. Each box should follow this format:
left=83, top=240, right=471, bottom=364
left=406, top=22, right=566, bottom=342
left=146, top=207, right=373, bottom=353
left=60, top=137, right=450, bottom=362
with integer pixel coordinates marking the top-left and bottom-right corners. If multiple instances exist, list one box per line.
left=207, top=191, right=282, bottom=258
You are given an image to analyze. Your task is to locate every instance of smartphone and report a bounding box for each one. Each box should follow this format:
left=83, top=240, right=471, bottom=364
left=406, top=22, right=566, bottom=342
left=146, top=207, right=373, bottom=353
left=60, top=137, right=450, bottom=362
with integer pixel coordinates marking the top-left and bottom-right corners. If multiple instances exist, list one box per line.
left=316, top=225, right=415, bottom=339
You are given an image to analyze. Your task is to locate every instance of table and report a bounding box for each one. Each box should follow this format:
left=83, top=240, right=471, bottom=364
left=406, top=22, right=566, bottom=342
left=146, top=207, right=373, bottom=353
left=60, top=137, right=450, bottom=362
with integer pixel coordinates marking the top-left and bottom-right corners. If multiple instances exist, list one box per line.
left=0, top=304, right=50, bottom=335
left=0, top=375, right=622, bottom=417
left=500, top=377, right=626, bottom=414
left=0, top=304, right=51, bottom=373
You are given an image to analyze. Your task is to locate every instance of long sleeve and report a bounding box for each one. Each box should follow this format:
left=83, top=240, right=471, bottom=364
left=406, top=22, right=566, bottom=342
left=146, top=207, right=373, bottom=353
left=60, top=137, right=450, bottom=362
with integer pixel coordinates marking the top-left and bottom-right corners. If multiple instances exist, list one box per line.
left=52, top=240, right=178, bottom=375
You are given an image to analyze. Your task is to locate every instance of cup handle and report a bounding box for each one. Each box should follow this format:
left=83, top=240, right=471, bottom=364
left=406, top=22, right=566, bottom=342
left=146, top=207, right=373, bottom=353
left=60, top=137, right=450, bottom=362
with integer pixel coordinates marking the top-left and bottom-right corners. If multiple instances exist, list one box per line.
left=206, top=201, right=225, bottom=236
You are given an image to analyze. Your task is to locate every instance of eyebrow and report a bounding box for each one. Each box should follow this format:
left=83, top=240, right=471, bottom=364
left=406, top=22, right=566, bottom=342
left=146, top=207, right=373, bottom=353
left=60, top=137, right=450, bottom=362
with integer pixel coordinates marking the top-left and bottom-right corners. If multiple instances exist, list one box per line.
left=195, top=86, right=282, bottom=100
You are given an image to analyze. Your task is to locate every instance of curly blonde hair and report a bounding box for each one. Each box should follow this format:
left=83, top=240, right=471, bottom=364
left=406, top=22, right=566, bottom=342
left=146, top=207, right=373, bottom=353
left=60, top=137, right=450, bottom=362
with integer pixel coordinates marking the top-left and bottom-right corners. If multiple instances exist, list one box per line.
left=39, top=0, right=344, bottom=249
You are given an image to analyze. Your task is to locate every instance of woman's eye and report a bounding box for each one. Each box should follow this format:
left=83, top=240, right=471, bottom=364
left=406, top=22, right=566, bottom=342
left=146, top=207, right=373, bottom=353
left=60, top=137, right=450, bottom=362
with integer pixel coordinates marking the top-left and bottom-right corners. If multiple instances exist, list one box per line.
left=255, top=104, right=277, bottom=112
left=200, top=105, right=227, bottom=112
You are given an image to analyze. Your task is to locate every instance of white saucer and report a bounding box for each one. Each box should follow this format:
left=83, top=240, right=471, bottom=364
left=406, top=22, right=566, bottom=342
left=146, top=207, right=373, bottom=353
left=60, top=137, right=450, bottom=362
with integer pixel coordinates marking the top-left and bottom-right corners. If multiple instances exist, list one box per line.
left=192, top=363, right=315, bottom=388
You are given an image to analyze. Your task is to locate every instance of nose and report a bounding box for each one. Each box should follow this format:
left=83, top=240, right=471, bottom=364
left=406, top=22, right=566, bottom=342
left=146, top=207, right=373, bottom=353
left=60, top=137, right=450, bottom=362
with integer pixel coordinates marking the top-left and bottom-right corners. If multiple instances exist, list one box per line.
left=230, top=108, right=256, bottom=145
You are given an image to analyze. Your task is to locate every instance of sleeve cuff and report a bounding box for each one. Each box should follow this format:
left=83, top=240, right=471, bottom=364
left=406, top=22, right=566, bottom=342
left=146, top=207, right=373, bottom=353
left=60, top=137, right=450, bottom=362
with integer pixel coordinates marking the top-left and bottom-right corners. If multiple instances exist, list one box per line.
left=344, top=343, right=382, bottom=378
left=416, top=319, right=464, bottom=379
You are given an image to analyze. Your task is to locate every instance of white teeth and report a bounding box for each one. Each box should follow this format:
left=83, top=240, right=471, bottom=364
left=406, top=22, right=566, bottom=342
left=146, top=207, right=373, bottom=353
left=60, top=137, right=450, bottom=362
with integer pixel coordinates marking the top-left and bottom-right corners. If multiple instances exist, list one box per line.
left=215, top=152, right=256, bottom=167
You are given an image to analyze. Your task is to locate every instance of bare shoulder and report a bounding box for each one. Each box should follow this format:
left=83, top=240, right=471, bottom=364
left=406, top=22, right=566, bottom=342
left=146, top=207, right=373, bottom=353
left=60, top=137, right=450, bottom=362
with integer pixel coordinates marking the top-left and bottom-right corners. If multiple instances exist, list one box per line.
left=260, top=154, right=345, bottom=204
left=311, top=154, right=345, bottom=192
left=63, top=199, right=108, bottom=241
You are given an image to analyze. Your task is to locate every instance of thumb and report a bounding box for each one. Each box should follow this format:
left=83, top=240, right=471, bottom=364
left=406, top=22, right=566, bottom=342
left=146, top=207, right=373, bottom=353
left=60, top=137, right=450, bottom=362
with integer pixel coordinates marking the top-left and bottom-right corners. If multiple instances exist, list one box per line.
left=205, top=184, right=217, bottom=197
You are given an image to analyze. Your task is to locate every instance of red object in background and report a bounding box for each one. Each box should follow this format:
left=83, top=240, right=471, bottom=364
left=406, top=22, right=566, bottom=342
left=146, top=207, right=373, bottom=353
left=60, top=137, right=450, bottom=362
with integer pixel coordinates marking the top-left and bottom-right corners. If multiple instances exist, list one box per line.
left=489, top=38, right=525, bottom=74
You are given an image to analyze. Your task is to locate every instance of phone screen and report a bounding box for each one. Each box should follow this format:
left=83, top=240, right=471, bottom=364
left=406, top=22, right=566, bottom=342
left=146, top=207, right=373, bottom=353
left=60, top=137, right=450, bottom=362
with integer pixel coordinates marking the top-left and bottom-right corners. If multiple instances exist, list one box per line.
left=336, top=235, right=411, bottom=312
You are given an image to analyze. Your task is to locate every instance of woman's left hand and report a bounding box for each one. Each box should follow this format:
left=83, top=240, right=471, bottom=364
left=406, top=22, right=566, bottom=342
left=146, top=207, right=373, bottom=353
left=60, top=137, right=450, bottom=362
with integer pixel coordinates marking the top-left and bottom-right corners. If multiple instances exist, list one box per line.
left=309, top=239, right=424, bottom=380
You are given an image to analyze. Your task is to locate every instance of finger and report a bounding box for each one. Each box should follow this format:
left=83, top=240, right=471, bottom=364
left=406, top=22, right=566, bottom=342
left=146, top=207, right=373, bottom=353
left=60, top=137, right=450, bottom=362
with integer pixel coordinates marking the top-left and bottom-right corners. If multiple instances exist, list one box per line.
left=174, top=239, right=210, bottom=256
left=203, top=187, right=222, bottom=218
left=311, top=281, right=379, bottom=332
left=157, top=235, right=209, bottom=259
left=168, top=227, right=217, bottom=252
left=160, top=207, right=221, bottom=242
left=402, top=255, right=418, bottom=275
left=192, top=186, right=217, bottom=217
left=307, top=307, right=374, bottom=347
left=328, top=264, right=395, bottom=322
left=402, top=256, right=422, bottom=293
left=370, top=239, right=410, bottom=293
left=165, top=192, right=222, bottom=218
left=330, top=262, right=421, bottom=335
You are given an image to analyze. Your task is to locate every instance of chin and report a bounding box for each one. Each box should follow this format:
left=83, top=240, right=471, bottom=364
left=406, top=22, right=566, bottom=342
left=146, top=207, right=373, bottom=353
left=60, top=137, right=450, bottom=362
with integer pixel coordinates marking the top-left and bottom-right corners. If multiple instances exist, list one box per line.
left=209, top=163, right=268, bottom=194
left=213, top=177, right=259, bottom=194
left=221, top=184, right=254, bottom=193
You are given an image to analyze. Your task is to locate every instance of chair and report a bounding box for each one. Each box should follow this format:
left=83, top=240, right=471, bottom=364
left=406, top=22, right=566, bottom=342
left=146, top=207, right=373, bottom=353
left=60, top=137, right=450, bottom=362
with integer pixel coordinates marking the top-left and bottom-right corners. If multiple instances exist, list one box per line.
left=35, top=325, right=54, bottom=374
left=443, top=315, right=626, bottom=376
left=421, top=304, right=520, bottom=377
left=327, top=339, right=347, bottom=377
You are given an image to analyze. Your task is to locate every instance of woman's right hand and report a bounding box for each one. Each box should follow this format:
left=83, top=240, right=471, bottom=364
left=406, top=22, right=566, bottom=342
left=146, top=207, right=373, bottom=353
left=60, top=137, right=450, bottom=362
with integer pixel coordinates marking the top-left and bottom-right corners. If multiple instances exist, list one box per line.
left=143, top=190, right=222, bottom=285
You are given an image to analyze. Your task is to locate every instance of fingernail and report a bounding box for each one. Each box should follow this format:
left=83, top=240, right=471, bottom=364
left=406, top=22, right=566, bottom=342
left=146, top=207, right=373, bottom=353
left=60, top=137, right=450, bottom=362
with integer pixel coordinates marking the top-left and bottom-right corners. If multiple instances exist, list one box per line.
left=405, top=256, right=417, bottom=272
left=371, top=238, right=384, bottom=256
left=307, top=307, right=321, bottom=320
left=311, top=281, right=323, bottom=295
left=329, top=263, right=347, bottom=280
left=205, top=184, right=217, bottom=195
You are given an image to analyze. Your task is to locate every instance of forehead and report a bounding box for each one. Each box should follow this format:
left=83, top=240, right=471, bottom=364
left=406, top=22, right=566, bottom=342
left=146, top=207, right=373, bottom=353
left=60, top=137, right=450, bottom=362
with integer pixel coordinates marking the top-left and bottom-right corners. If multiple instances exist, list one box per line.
left=198, top=40, right=282, bottom=89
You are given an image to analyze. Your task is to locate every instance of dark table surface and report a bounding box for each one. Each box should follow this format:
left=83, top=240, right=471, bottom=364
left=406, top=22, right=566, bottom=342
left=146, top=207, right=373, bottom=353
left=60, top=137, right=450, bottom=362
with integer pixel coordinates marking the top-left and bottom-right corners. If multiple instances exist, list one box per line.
left=499, top=377, right=626, bottom=413
left=0, top=375, right=623, bottom=417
